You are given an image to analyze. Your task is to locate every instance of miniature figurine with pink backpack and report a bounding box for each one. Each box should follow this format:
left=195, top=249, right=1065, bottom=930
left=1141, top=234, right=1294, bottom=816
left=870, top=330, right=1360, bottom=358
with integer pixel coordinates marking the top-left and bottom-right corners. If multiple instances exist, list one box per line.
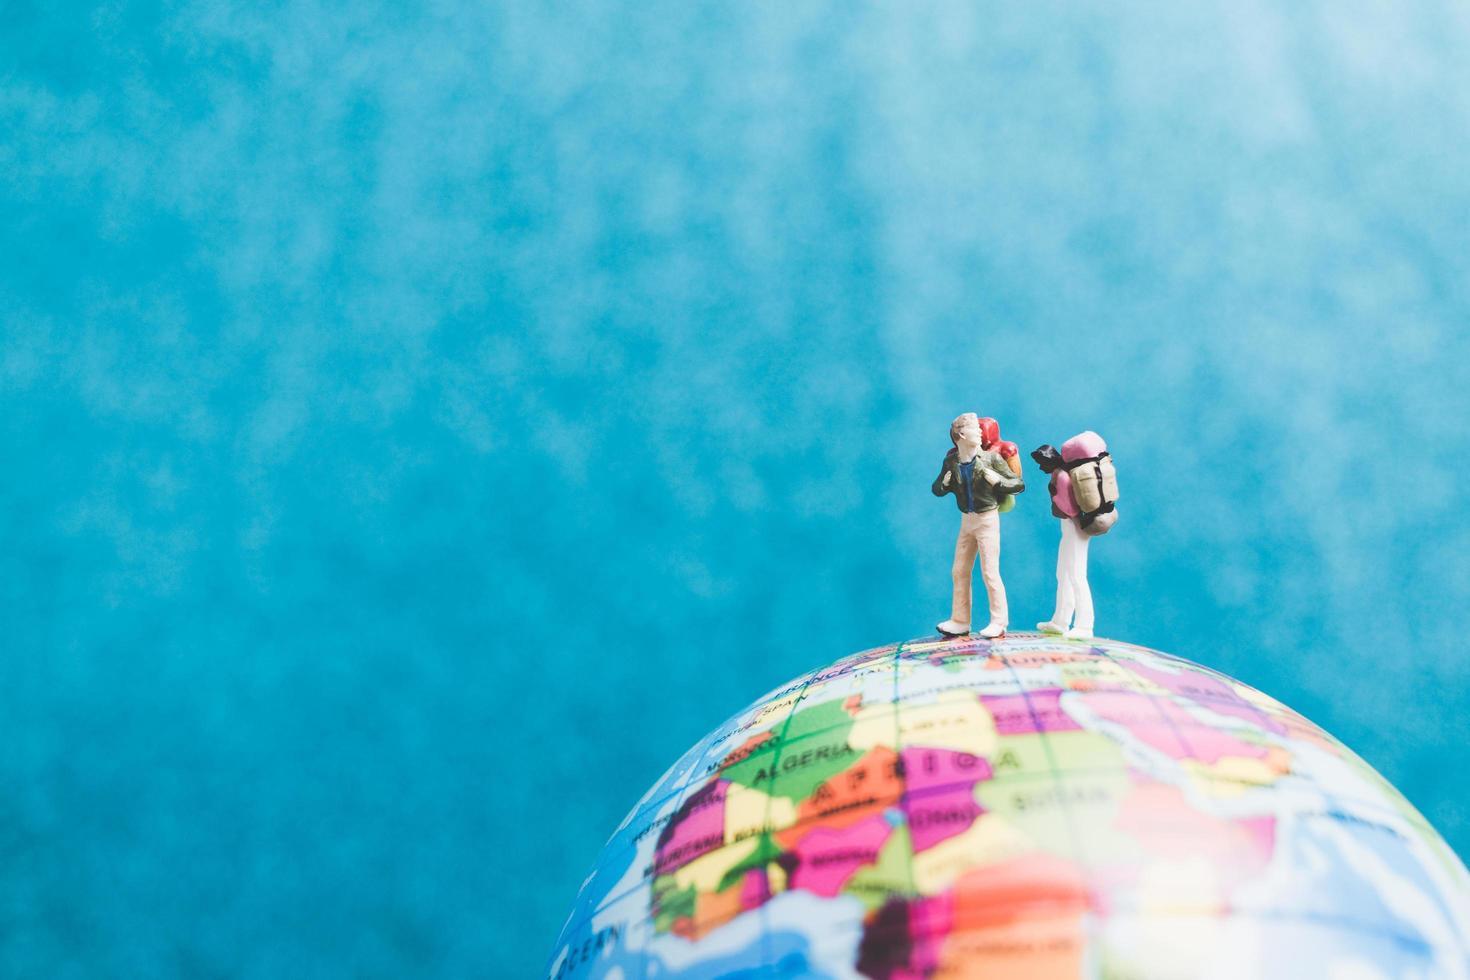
left=1031, top=431, right=1118, bottom=640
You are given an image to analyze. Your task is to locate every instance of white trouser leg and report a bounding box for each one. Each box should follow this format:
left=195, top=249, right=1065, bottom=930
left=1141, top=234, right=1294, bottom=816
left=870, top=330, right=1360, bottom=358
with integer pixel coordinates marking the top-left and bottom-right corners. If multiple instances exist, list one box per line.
left=1063, top=519, right=1093, bottom=631
left=1051, top=522, right=1076, bottom=627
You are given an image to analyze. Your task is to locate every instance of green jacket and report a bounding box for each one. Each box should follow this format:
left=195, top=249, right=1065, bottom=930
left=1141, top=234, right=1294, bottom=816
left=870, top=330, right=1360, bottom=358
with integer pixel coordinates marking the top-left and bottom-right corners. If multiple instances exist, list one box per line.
left=932, top=448, right=1025, bottom=514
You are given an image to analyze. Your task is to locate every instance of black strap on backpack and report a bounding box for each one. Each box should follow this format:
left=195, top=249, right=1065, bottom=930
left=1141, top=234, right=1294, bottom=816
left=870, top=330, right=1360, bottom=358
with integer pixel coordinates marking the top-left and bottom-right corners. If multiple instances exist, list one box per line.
left=1061, top=450, right=1110, bottom=471
left=1066, top=452, right=1114, bottom=529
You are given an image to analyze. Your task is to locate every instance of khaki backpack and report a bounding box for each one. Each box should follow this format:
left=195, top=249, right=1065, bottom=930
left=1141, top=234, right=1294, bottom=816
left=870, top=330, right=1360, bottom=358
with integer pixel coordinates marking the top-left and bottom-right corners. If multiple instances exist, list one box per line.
left=1066, top=452, right=1119, bottom=533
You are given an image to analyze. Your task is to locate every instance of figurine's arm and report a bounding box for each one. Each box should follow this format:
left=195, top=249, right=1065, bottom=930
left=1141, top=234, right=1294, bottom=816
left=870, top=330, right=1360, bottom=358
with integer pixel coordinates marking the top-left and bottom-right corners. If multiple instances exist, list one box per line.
left=1052, top=468, right=1079, bottom=517
left=982, top=455, right=1024, bottom=495
left=932, top=456, right=954, bottom=496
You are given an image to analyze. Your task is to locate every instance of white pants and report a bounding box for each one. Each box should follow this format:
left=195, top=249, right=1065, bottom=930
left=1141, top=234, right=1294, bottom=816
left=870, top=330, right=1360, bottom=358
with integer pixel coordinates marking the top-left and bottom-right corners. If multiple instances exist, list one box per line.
left=1051, top=518, right=1093, bottom=631
left=951, top=510, right=1006, bottom=628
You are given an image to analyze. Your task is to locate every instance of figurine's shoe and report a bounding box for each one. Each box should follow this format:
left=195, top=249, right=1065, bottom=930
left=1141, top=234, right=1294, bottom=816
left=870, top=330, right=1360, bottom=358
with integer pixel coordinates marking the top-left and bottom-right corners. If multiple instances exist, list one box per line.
left=978, top=622, right=1006, bottom=639
left=1036, top=620, right=1067, bottom=635
left=1064, top=626, right=1094, bottom=640
left=936, top=620, right=971, bottom=637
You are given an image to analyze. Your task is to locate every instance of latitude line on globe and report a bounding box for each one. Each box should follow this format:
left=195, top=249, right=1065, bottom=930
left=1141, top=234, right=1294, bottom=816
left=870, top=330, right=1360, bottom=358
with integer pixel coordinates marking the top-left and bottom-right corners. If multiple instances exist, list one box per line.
left=574, top=718, right=732, bottom=941
left=996, top=640, right=1097, bottom=882
left=757, top=665, right=823, bottom=972
left=1144, top=658, right=1428, bottom=857
left=643, top=726, right=732, bottom=958
left=1108, top=643, right=1204, bottom=772
left=891, top=640, right=920, bottom=899
left=569, top=678, right=825, bottom=938
left=1108, top=647, right=1430, bottom=869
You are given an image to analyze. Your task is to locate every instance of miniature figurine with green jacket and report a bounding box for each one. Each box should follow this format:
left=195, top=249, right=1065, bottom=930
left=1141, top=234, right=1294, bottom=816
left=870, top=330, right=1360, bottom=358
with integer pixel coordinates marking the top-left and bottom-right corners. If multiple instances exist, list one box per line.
left=933, top=413, right=1025, bottom=638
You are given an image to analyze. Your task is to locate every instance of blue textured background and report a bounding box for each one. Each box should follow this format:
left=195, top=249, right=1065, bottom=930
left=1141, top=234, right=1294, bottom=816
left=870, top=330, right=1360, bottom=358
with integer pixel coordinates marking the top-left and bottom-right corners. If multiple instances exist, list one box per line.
left=5, top=3, right=1469, bottom=977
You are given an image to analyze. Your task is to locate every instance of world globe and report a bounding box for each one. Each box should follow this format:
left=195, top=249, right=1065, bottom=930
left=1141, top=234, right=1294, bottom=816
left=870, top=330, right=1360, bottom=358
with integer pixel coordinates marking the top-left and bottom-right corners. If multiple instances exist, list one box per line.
left=548, top=634, right=1470, bottom=979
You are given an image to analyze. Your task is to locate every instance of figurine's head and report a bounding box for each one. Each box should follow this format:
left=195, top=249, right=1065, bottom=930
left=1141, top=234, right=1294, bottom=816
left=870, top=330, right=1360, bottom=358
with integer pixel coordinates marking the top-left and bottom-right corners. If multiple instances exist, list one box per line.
left=949, top=413, right=982, bottom=449
left=1031, top=444, right=1064, bottom=474
left=1060, top=430, right=1108, bottom=463
left=976, top=417, right=1001, bottom=450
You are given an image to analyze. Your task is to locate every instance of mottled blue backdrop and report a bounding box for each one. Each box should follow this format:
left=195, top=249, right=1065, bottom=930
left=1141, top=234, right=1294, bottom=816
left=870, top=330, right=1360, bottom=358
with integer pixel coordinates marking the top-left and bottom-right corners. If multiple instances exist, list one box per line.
left=4, top=2, right=1469, bottom=977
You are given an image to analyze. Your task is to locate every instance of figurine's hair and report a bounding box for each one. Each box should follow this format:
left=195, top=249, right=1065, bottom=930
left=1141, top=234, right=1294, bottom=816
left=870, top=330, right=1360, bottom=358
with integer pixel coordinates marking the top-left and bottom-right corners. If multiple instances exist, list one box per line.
left=949, top=413, right=979, bottom=446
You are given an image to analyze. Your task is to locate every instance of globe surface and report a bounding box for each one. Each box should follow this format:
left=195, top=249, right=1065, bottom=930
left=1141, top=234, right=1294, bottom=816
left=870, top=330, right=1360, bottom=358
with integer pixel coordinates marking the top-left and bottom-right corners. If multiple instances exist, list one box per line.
left=548, top=634, right=1470, bottom=979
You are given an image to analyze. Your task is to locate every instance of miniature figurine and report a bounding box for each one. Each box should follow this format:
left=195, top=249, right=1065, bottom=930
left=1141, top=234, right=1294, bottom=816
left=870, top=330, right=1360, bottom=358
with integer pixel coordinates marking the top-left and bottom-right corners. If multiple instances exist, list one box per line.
left=933, top=413, right=1025, bottom=638
left=1031, top=431, right=1119, bottom=640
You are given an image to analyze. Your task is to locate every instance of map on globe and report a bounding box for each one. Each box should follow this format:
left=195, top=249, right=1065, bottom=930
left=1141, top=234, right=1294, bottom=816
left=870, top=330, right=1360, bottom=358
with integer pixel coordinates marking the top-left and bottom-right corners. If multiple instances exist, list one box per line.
left=548, top=634, right=1470, bottom=979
